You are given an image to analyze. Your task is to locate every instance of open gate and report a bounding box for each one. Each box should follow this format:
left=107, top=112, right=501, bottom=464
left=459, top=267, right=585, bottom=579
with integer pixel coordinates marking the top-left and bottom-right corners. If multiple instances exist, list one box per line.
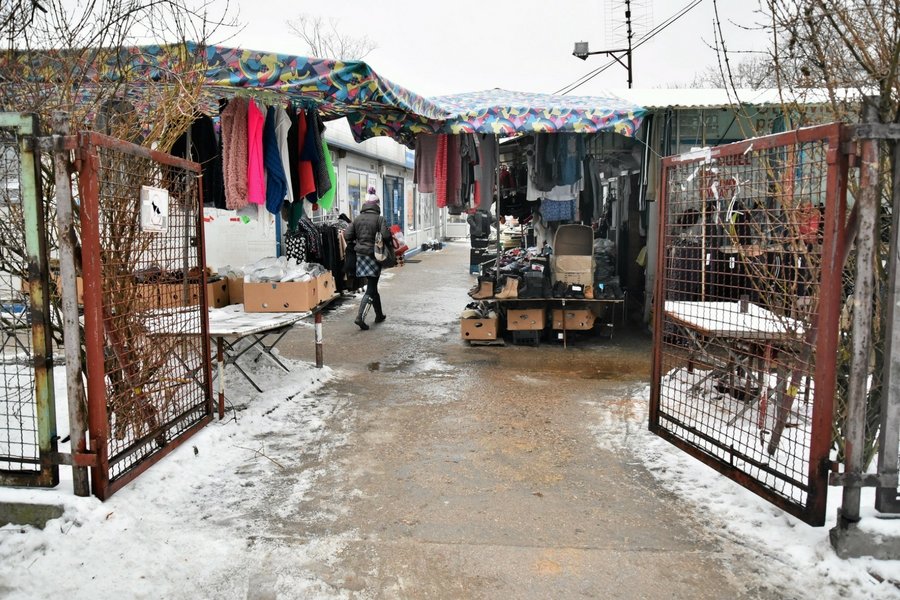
left=76, top=132, right=213, bottom=499
left=650, top=123, right=848, bottom=526
left=0, top=113, right=57, bottom=488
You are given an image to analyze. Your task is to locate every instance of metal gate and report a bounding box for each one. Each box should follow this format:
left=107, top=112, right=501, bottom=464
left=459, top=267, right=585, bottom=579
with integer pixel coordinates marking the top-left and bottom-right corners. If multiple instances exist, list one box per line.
left=76, top=131, right=212, bottom=500
left=0, top=113, right=57, bottom=488
left=650, top=123, right=848, bottom=525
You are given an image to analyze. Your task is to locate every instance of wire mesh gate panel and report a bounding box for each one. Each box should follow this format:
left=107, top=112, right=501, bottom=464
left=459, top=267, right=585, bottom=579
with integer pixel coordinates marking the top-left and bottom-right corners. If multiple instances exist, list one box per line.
left=77, top=132, right=212, bottom=500
left=0, top=113, right=57, bottom=487
left=649, top=124, right=848, bottom=526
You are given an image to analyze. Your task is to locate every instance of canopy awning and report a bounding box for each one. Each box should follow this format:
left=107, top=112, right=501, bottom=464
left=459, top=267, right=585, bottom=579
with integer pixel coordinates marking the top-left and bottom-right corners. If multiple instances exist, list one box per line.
left=1, top=43, right=647, bottom=144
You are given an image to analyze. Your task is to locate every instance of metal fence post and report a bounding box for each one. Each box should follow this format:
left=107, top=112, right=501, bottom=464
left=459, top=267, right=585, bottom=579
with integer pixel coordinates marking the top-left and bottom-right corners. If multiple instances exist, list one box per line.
left=52, top=113, right=90, bottom=497
left=839, top=101, right=881, bottom=526
left=876, top=135, right=900, bottom=513
left=18, top=113, right=58, bottom=488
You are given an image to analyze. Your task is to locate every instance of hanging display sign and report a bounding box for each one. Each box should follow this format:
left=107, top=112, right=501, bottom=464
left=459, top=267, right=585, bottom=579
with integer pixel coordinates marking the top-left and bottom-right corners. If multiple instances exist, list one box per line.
left=140, top=185, right=169, bottom=233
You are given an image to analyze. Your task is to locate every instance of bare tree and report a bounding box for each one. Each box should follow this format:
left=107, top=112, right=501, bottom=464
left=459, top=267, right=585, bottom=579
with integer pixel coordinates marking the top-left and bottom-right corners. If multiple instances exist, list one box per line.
left=689, top=55, right=780, bottom=88
left=287, top=13, right=376, bottom=60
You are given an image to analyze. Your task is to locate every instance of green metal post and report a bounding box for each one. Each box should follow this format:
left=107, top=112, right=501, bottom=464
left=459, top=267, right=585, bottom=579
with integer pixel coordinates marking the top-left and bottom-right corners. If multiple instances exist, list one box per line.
left=16, top=112, right=58, bottom=487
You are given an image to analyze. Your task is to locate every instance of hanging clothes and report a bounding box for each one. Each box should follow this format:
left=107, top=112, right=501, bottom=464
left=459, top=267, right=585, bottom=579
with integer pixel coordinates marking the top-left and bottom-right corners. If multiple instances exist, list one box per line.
left=247, top=99, right=266, bottom=205
left=274, top=106, right=294, bottom=205
left=170, top=114, right=225, bottom=209
left=434, top=134, right=461, bottom=209
left=555, top=133, right=585, bottom=186
left=532, top=133, right=556, bottom=192
left=263, top=106, right=288, bottom=215
left=300, top=108, right=331, bottom=202
left=474, top=134, right=498, bottom=209
left=458, top=134, right=479, bottom=208
left=317, top=139, right=336, bottom=211
left=295, top=108, right=317, bottom=200
left=287, top=108, right=302, bottom=204
left=220, top=97, right=249, bottom=210
left=414, top=134, right=438, bottom=193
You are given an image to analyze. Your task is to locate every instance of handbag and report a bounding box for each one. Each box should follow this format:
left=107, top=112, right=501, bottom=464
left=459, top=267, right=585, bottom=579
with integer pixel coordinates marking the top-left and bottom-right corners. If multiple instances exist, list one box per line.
left=374, top=229, right=388, bottom=263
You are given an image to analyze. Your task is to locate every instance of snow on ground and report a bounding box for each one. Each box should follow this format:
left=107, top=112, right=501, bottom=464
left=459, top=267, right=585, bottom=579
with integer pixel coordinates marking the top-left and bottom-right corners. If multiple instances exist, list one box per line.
left=588, top=384, right=900, bottom=600
left=0, top=356, right=351, bottom=600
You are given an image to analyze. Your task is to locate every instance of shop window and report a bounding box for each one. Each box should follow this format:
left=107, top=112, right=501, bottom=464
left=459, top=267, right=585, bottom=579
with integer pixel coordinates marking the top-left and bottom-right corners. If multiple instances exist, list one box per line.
left=417, top=192, right=434, bottom=231
left=347, top=168, right=369, bottom=218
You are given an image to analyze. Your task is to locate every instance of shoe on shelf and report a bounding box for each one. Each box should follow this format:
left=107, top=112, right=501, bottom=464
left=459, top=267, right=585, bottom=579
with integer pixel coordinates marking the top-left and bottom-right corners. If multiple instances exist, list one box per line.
left=496, top=277, right=519, bottom=299
left=469, top=280, right=495, bottom=300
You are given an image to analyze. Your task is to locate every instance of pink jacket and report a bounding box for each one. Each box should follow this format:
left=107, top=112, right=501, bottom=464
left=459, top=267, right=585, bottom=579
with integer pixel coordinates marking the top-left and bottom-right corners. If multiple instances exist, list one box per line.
left=247, top=99, right=266, bottom=204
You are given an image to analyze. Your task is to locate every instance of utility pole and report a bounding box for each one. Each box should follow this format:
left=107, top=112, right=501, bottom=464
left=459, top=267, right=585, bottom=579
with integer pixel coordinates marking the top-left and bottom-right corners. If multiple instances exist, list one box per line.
left=572, top=0, right=634, bottom=88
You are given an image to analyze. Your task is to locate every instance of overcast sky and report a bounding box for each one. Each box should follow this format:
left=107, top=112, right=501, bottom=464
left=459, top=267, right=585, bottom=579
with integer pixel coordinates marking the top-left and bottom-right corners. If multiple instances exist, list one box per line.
left=215, top=0, right=771, bottom=97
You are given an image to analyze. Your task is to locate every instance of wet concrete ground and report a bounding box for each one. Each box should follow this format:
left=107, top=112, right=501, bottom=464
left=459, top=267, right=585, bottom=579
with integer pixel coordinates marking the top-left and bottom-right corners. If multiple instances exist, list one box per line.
left=272, top=242, right=779, bottom=599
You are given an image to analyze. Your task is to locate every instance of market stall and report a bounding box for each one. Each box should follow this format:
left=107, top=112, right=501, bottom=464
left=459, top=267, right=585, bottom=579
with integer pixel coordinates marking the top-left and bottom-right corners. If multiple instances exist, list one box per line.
left=398, top=90, right=647, bottom=346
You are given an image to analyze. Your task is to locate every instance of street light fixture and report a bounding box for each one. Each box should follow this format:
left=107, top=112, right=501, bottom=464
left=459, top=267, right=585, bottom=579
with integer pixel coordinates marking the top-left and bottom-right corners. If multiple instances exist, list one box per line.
left=571, top=1, right=634, bottom=88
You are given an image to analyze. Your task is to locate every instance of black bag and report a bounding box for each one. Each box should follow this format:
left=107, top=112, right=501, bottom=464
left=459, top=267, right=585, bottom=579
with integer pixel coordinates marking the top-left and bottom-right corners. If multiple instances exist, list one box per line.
left=343, top=247, right=357, bottom=275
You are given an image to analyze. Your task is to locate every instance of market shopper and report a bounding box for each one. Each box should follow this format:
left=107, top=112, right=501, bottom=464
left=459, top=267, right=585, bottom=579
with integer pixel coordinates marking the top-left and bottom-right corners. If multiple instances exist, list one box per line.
left=343, top=188, right=393, bottom=330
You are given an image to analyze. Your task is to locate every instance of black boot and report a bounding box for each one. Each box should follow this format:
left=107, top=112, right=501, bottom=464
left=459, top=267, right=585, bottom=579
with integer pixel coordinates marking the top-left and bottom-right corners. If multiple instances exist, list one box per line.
left=373, top=294, right=386, bottom=323
left=355, top=295, right=371, bottom=330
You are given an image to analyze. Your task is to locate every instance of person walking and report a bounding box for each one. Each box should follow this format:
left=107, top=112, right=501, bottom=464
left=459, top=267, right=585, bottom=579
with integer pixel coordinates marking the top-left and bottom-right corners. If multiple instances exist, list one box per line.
left=343, top=188, right=392, bottom=330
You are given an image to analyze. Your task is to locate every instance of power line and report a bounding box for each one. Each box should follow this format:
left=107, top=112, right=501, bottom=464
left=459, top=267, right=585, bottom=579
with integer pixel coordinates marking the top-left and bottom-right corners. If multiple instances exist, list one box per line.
left=554, top=0, right=704, bottom=95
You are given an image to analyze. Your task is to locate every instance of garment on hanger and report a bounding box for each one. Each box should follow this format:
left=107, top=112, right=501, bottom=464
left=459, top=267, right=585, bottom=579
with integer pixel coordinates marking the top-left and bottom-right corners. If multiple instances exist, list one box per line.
left=474, top=134, right=498, bottom=209
left=274, top=106, right=294, bottom=205
left=532, top=133, right=556, bottom=192
left=317, top=138, right=336, bottom=211
left=220, top=97, right=249, bottom=210
left=540, top=198, right=576, bottom=222
left=263, top=106, right=288, bottom=215
left=414, top=134, right=438, bottom=193
left=170, top=114, right=225, bottom=209
left=459, top=134, right=479, bottom=207
left=555, top=133, right=585, bottom=186
left=300, top=108, right=331, bottom=201
left=434, top=134, right=461, bottom=209
left=247, top=99, right=266, bottom=205
left=295, top=108, right=317, bottom=200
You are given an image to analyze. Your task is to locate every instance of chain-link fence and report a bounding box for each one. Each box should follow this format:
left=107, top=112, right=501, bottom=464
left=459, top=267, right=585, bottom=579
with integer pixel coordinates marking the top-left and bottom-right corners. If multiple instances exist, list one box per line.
left=650, top=123, right=847, bottom=525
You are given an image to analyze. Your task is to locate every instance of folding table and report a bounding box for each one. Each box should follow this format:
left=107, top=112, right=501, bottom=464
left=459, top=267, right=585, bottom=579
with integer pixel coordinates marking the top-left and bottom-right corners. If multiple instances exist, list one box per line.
left=146, top=302, right=332, bottom=419
left=663, top=299, right=806, bottom=426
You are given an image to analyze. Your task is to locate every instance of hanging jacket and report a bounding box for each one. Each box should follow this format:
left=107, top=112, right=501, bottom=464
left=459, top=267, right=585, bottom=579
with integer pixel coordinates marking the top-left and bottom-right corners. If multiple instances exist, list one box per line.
left=247, top=99, right=266, bottom=204
left=170, top=114, right=225, bottom=209
left=295, top=108, right=317, bottom=199
left=274, top=106, right=294, bottom=205
left=263, top=106, right=288, bottom=215
left=220, top=97, right=249, bottom=210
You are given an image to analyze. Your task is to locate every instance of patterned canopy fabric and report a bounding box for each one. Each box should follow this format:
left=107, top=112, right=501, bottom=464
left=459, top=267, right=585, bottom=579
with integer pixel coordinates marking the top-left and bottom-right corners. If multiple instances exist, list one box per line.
left=1, top=42, right=646, bottom=144
left=347, top=88, right=647, bottom=142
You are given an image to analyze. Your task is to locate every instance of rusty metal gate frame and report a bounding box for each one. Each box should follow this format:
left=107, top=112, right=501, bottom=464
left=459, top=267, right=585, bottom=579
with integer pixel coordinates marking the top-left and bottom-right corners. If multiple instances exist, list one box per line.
left=649, top=123, right=849, bottom=526
left=76, top=131, right=213, bottom=500
left=0, top=112, right=57, bottom=488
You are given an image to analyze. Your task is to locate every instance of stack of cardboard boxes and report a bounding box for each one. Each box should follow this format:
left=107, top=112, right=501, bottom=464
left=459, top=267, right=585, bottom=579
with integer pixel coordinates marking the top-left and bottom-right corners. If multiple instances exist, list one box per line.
left=49, top=271, right=337, bottom=313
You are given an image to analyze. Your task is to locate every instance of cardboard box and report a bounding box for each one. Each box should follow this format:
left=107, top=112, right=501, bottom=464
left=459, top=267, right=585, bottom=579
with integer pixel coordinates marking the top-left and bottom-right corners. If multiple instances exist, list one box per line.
left=203, top=279, right=230, bottom=309
left=133, top=283, right=160, bottom=311
left=460, top=317, right=499, bottom=340
left=227, top=276, right=244, bottom=305
left=243, top=279, right=318, bottom=313
left=50, top=275, right=85, bottom=304
left=552, top=308, right=596, bottom=330
left=157, top=283, right=192, bottom=308
left=316, top=272, right=336, bottom=304
left=551, top=255, right=594, bottom=286
left=506, top=308, right=545, bottom=331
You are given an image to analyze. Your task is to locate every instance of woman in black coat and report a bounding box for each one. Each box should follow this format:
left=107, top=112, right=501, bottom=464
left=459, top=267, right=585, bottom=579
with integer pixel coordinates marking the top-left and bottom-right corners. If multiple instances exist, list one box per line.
left=343, top=189, right=393, bottom=330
